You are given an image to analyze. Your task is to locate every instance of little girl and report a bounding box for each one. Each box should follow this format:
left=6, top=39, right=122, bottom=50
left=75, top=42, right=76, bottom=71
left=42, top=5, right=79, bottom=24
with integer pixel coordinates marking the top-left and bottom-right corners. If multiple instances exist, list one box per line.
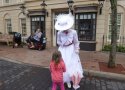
left=50, top=51, right=66, bottom=90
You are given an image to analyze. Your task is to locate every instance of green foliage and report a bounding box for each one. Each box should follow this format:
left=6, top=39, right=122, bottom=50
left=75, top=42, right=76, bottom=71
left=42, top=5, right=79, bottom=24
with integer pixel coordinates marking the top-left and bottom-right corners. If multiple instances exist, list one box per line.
left=102, top=44, right=125, bottom=53
left=117, top=45, right=125, bottom=52
left=102, top=45, right=112, bottom=51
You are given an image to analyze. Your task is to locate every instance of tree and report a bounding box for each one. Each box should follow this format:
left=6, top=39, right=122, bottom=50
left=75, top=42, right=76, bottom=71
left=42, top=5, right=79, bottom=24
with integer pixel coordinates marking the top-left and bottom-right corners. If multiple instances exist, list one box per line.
left=108, top=0, right=117, bottom=68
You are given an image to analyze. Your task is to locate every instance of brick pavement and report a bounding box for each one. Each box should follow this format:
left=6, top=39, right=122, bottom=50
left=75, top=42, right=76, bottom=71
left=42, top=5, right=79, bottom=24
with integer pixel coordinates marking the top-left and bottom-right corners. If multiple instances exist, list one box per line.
left=0, top=45, right=125, bottom=71
left=0, top=59, right=125, bottom=90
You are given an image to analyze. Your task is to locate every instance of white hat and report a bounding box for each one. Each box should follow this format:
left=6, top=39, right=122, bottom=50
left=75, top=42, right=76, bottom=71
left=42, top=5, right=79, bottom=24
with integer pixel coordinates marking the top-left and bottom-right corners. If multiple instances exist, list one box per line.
left=55, top=13, right=74, bottom=31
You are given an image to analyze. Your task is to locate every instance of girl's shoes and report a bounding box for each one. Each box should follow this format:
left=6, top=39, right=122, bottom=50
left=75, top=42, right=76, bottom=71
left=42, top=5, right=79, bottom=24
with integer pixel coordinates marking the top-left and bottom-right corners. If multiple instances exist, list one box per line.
left=67, top=82, right=71, bottom=88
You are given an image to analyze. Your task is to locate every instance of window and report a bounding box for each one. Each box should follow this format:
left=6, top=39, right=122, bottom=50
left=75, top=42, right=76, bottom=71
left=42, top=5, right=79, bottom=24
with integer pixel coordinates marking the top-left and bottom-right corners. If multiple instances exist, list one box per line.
left=2, top=0, right=11, bottom=5
left=20, top=18, right=27, bottom=36
left=108, top=13, right=122, bottom=41
left=17, top=0, right=23, bottom=3
left=31, top=16, right=45, bottom=34
left=75, top=13, right=97, bottom=41
left=5, top=19, right=12, bottom=33
left=4, top=0, right=10, bottom=3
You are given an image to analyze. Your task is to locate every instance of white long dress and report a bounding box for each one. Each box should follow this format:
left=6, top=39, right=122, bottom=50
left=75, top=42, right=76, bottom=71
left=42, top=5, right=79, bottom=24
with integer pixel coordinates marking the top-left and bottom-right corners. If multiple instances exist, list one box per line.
left=57, top=29, right=83, bottom=83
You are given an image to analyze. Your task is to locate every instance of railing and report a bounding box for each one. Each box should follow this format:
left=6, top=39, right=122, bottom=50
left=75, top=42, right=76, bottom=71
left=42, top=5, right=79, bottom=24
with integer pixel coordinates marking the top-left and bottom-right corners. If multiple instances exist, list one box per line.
left=102, top=35, right=125, bottom=50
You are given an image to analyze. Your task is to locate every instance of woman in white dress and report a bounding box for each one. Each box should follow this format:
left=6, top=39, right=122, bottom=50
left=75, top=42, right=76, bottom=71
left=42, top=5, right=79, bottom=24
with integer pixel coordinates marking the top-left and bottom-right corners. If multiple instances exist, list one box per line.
left=55, top=13, right=83, bottom=90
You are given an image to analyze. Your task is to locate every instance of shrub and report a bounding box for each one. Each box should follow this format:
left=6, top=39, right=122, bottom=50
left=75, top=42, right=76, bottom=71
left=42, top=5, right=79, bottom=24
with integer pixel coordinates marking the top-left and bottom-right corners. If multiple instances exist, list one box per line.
left=102, top=44, right=125, bottom=53
left=102, top=45, right=111, bottom=51
left=117, top=45, right=125, bottom=53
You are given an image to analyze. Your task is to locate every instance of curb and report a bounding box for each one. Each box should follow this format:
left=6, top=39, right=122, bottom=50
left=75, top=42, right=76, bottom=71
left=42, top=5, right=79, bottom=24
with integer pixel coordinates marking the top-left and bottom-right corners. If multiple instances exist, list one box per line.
left=0, top=57, right=125, bottom=81
left=84, top=69, right=125, bottom=81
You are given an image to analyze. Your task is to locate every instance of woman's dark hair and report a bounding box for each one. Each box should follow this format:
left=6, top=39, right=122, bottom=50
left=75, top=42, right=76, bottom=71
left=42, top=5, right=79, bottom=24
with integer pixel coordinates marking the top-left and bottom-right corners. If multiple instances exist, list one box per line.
left=52, top=51, right=62, bottom=65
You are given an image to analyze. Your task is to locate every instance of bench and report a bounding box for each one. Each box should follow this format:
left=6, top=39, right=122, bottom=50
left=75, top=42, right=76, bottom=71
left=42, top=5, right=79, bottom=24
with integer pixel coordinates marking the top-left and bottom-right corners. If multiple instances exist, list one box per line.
left=0, top=34, right=13, bottom=46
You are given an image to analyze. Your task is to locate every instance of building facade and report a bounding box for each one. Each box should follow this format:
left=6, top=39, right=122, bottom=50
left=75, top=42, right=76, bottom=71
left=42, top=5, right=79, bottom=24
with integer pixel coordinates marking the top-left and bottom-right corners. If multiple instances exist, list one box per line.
left=0, top=0, right=125, bottom=51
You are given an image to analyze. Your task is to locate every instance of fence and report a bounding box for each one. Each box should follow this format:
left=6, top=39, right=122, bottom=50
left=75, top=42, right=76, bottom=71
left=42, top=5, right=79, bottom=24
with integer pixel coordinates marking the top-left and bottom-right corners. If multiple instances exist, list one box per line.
left=102, top=35, right=125, bottom=50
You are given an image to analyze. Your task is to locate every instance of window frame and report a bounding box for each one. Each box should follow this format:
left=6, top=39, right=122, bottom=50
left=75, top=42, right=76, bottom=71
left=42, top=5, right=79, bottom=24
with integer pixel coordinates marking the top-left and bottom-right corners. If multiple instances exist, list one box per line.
left=75, top=12, right=97, bottom=41
left=3, top=0, right=10, bottom=4
left=20, top=18, right=27, bottom=36
left=107, top=13, right=122, bottom=42
left=30, top=15, right=45, bottom=35
left=5, top=19, right=12, bottom=34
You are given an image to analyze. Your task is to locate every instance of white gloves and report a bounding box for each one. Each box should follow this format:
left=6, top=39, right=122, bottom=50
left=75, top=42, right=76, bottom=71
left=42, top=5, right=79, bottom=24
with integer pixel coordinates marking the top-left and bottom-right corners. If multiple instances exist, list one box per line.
left=75, top=49, right=79, bottom=54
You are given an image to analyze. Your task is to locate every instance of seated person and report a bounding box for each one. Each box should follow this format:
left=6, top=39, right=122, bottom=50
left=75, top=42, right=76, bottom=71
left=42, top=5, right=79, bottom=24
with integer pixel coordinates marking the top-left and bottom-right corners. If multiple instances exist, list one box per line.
left=29, top=28, right=42, bottom=48
left=26, top=32, right=34, bottom=45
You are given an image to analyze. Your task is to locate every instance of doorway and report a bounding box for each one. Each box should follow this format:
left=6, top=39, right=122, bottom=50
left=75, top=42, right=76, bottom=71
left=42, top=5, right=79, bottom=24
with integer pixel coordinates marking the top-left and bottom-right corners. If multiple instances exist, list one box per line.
left=31, top=16, right=45, bottom=34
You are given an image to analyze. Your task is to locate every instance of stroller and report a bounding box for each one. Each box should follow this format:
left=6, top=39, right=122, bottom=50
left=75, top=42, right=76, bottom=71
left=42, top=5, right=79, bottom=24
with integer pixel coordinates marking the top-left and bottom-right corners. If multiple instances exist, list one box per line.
left=12, top=32, right=23, bottom=48
left=27, top=32, right=46, bottom=50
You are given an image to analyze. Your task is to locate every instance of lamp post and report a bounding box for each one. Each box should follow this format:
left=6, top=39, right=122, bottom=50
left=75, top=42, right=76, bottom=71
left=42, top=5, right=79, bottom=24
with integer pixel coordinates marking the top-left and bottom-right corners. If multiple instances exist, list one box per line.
left=98, top=0, right=105, bottom=15
left=40, top=0, right=48, bottom=17
left=67, top=0, right=74, bottom=15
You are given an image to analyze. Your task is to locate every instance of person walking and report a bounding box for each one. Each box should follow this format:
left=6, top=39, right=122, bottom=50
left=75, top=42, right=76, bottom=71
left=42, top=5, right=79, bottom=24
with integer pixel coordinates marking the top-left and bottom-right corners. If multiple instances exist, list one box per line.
left=50, top=50, right=66, bottom=90
left=55, top=13, right=83, bottom=90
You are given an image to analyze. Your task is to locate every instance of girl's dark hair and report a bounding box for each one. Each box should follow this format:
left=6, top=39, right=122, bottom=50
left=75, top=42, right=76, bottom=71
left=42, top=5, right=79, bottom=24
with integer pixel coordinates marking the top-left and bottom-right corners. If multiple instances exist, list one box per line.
left=52, top=51, right=62, bottom=65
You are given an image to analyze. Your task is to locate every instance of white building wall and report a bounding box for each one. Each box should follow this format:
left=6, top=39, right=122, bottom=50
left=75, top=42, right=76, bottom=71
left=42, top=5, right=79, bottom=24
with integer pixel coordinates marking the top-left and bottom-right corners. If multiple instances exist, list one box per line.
left=0, top=0, right=24, bottom=6
left=0, top=5, right=22, bottom=33
left=0, top=0, right=125, bottom=50
left=103, top=0, right=125, bottom=47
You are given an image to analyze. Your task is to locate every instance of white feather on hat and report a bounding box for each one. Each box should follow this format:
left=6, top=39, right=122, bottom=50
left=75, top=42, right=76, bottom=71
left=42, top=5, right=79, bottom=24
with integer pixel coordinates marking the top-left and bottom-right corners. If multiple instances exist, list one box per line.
left=55, top=13, right=74, bottom=31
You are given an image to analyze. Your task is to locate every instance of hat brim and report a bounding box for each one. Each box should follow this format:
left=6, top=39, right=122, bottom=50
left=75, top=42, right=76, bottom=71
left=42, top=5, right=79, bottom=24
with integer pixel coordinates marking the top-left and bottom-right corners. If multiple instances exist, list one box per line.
left=55, top=20, right=74, bottom=31
left=55, top=14, right=74, bottom=31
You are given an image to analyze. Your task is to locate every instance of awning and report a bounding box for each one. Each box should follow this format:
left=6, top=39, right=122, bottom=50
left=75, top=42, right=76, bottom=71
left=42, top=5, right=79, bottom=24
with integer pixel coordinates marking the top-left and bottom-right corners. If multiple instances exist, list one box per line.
left=74, top=4, right=98, bottom=13
left=28, top=9, right=45, bottom=16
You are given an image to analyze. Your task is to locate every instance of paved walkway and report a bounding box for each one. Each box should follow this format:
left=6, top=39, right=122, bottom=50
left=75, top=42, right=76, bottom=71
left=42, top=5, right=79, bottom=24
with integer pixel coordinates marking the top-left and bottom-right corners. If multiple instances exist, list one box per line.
left=0, top=45, right=125, bottom=70
left=0, top=45, right=125, bottom=79
left=0, top=59, right=125, bottom=90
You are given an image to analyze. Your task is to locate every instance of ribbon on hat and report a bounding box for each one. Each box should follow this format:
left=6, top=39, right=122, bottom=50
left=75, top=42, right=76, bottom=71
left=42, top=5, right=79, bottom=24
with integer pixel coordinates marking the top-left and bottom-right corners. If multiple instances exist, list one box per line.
left=58, top=22, right=67, bottom=26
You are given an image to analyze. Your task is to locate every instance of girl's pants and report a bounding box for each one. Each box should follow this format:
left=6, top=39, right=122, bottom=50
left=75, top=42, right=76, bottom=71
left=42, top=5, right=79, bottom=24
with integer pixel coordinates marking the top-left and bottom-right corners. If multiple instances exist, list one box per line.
left=52, top=81, right=65, bottom=90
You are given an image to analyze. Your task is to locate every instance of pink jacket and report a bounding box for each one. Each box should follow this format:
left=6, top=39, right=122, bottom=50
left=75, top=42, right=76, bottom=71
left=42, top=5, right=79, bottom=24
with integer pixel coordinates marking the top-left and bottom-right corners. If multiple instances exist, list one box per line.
left=50, top=60, right=66, bottom=82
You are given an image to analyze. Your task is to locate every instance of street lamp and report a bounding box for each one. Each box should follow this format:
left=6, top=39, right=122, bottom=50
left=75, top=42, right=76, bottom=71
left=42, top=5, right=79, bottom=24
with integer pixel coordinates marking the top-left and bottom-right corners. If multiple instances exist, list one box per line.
left=67, top=0, right=74, bottom=15
left=40, top=0, right=48, bottom=17
left=19, top=4, right=29, bottom=17
left=98, top=0, right=105, bottom=15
